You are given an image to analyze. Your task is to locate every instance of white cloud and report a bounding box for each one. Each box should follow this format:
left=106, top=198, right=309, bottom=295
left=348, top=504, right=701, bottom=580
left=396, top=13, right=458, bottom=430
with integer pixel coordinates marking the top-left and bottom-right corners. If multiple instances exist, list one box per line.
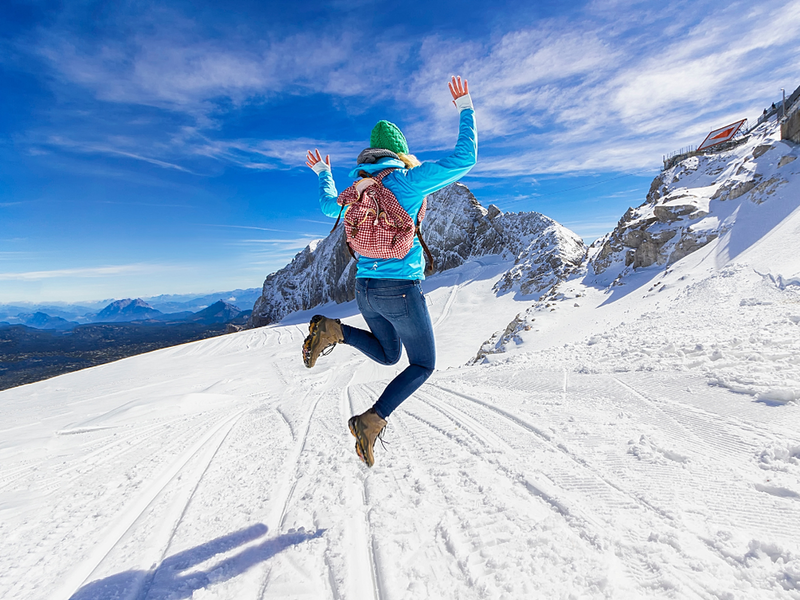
left=187, top=135, right=366, bottom=171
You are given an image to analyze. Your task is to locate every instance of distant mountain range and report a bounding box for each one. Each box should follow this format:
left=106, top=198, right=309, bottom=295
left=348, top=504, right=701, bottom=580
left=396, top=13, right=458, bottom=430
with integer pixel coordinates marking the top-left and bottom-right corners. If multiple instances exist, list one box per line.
left=143, top=288, right=262, bottom=314
left=0, top=288, right=260, bottom=330
left=0, top=298, right=254, bottom=391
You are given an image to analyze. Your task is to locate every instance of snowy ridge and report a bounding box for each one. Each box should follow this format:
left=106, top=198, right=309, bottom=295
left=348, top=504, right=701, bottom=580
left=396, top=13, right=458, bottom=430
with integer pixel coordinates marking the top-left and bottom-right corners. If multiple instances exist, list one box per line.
left=250, top=182, right=586, bottom=326
left=478, top=117, right=800, bottom=403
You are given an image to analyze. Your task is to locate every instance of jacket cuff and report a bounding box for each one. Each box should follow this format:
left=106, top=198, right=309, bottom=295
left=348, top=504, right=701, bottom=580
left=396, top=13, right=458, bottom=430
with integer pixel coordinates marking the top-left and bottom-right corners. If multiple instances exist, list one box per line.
left=311, top=161, right=331, bottom=175
left=454, top=93, right=473, bottom=112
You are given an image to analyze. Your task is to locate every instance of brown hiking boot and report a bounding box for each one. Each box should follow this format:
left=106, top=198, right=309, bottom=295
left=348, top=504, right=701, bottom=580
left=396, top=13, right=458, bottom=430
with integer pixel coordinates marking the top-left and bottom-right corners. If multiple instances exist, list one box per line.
left=302, top=315, right=344, bottom=368
left=348, top=408, right=387, bottom=467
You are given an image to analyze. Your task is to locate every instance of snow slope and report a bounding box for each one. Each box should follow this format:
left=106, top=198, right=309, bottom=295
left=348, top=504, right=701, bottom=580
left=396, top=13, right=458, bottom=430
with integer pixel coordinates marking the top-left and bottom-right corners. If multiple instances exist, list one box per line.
left=2, top=248, right=800, bottom=599
left=480, top=117, right=800, bottom=404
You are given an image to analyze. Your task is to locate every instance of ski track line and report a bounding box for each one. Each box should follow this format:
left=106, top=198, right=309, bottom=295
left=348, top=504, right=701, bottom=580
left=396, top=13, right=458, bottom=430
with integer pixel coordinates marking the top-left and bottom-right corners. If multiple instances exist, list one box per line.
left=612, top=376, right=750, bottom=459
left=53, top=407, right=249, bottom=600
left=421, top=384, right=731, bottom=599
left=265, top=367, right=344, bottom=536
left=61, top=375, right=200, bottom=411
left=340, top=377, right=383, bottom=600
left=52, top=414, right=195, bottom=479
left=61, top=413, right=221, bottom=489
left=361, top=481, right=385, bottom=600
left=2, top=410, right=232, bottom=595
left=390, top=402, right=617, bottom=596
left=405, top=396, right=603, bottom=543
left=428, top=381, right=673, bottom=516
left=268, top=388, right=326, bottom=533
left=415, top=400, right=717, bottom=598
left=431, top=274, right=463, bottom=330
left=0, top=414, right=198, bottom=494
left=318, top=378, right=356, bottom=600
left=615, top=374, right=800, bottom=451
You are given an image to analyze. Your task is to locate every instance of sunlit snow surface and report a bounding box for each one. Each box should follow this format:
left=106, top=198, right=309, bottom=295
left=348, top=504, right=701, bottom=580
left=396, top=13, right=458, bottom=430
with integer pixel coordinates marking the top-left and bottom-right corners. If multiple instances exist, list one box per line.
left=3, top=123, right=800, bottom=598
left=2, top=251, right=800, bottom=599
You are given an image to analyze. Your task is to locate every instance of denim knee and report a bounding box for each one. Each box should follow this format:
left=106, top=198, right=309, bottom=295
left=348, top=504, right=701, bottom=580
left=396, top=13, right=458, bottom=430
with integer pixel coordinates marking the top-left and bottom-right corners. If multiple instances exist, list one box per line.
left=418, top=365, right=434, bottom=381
left=385, top=347, right=402, bottom=366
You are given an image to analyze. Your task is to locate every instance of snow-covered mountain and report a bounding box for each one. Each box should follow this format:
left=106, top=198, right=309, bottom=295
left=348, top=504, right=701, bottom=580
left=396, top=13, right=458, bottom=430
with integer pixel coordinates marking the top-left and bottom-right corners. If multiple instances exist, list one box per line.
left=250, top=182, right=585, bottom=327
left=476, top=115, right=800, bottom=405
left=588, top=120, right=795, bottom=279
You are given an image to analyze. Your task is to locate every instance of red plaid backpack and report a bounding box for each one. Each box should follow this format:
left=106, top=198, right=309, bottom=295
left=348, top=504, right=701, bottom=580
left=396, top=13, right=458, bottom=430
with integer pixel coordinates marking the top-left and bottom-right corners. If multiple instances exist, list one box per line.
left=333, top=169, right=434, bottom=272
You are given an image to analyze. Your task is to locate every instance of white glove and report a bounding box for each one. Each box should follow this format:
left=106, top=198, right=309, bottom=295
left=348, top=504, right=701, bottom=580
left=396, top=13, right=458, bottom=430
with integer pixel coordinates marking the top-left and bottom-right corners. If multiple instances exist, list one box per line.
left=454, top=93, right=474, bottom=112
left=311, top=161, right=331, bottom=175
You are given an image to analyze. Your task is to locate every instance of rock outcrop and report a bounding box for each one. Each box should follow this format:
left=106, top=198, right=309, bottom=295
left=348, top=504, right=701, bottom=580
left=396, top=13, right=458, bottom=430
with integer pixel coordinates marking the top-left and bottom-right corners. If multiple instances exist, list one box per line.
left=587, top=120, right=793, bottom=280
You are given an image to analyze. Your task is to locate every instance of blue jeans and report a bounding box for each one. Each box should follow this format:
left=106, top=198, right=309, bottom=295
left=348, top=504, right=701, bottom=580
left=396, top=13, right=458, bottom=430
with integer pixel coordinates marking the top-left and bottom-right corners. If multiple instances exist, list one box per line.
left=341, top=278, right=436, bottom=419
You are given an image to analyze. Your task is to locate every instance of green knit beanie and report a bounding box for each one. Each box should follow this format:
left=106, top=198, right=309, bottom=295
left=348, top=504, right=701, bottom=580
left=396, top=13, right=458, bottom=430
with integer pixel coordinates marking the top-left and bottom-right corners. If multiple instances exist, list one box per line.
left=370, top=120, right=409, bottom=154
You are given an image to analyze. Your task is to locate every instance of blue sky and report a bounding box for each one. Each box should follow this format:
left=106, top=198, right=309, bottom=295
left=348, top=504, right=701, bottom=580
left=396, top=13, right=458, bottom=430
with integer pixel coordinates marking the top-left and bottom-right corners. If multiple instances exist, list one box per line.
left=1, top=0, right=798, bottom=303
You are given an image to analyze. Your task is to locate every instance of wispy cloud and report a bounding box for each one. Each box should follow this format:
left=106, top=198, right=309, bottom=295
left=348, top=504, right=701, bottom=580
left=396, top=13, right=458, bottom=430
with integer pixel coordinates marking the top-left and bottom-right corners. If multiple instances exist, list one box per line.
left=232, top=237, right=322, bottom=253
left=188, top=135, right=365, bottom=171
left=0, top=251, right=36, bottom=260
left=204, top=224, right=325, bottom=236
left=45, top=136, right=194, bottom=172
left=0, top=263, right=172, bottom=281
left=30, top=7, right=407, bottom=114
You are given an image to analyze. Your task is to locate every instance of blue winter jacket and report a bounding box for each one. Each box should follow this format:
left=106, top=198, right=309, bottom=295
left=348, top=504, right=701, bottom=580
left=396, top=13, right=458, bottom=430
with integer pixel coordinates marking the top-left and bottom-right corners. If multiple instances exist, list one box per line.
left=317, top=107, right=477, bottom=280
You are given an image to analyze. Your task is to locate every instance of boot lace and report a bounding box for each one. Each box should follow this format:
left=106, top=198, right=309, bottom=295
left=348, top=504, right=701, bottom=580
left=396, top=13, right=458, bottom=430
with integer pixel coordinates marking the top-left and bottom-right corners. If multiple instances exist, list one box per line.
left=375, top=426, right=389, bottom=451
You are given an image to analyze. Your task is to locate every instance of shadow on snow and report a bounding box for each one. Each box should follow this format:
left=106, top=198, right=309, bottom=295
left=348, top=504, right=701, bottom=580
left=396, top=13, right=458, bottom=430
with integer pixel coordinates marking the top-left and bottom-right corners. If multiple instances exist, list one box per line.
left=70, top=524, right=324, bottom=600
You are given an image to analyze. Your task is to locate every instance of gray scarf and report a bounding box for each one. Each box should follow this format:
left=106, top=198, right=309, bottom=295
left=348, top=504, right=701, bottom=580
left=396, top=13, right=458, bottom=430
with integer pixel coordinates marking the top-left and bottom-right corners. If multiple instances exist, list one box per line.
left=356, top=148, right=400, bottom=165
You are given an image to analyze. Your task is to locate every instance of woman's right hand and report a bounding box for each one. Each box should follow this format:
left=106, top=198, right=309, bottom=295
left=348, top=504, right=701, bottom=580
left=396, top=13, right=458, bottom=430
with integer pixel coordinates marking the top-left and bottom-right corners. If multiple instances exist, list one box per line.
left=306, top=149, right=331, bottom=171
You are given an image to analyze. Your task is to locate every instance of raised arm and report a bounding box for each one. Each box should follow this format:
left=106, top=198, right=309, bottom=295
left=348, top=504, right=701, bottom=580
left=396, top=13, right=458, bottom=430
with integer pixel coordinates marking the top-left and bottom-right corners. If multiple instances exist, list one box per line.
left=306, top=148, right=341, bottom=218
left=393, top=76, right=476, bottom=197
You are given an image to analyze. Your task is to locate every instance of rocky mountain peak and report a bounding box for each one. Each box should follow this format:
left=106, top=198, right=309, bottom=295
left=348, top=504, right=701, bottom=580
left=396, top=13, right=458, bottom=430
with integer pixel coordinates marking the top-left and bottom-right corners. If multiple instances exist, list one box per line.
left=249, top=182, right=586, bottom=327
left=192, top=300, right=242, bottom=324
left=95, top=298, right=163, bottom=323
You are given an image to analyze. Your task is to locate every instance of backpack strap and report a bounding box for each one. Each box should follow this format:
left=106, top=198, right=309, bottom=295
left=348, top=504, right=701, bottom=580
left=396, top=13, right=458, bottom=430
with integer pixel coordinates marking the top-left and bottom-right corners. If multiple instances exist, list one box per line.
left=416, top=222, right=434, bottom=276
left=330, top=204, right=346, bottom=235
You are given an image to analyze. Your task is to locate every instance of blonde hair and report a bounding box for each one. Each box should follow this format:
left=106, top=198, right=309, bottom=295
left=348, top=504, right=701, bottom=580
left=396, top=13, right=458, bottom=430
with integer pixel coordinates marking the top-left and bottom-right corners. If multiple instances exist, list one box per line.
left=398, top=153, right=421, bottom=169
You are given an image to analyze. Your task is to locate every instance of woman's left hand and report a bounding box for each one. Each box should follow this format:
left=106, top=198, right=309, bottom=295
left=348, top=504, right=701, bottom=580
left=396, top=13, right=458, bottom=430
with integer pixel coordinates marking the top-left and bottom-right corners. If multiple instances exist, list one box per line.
left=449, top=76, right=469, bottom=101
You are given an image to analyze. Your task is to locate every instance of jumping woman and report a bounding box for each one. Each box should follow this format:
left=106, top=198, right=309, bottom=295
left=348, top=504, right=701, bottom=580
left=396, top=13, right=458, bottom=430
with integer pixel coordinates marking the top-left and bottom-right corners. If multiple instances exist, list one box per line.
left=304, top=76, right=477, bottom=467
